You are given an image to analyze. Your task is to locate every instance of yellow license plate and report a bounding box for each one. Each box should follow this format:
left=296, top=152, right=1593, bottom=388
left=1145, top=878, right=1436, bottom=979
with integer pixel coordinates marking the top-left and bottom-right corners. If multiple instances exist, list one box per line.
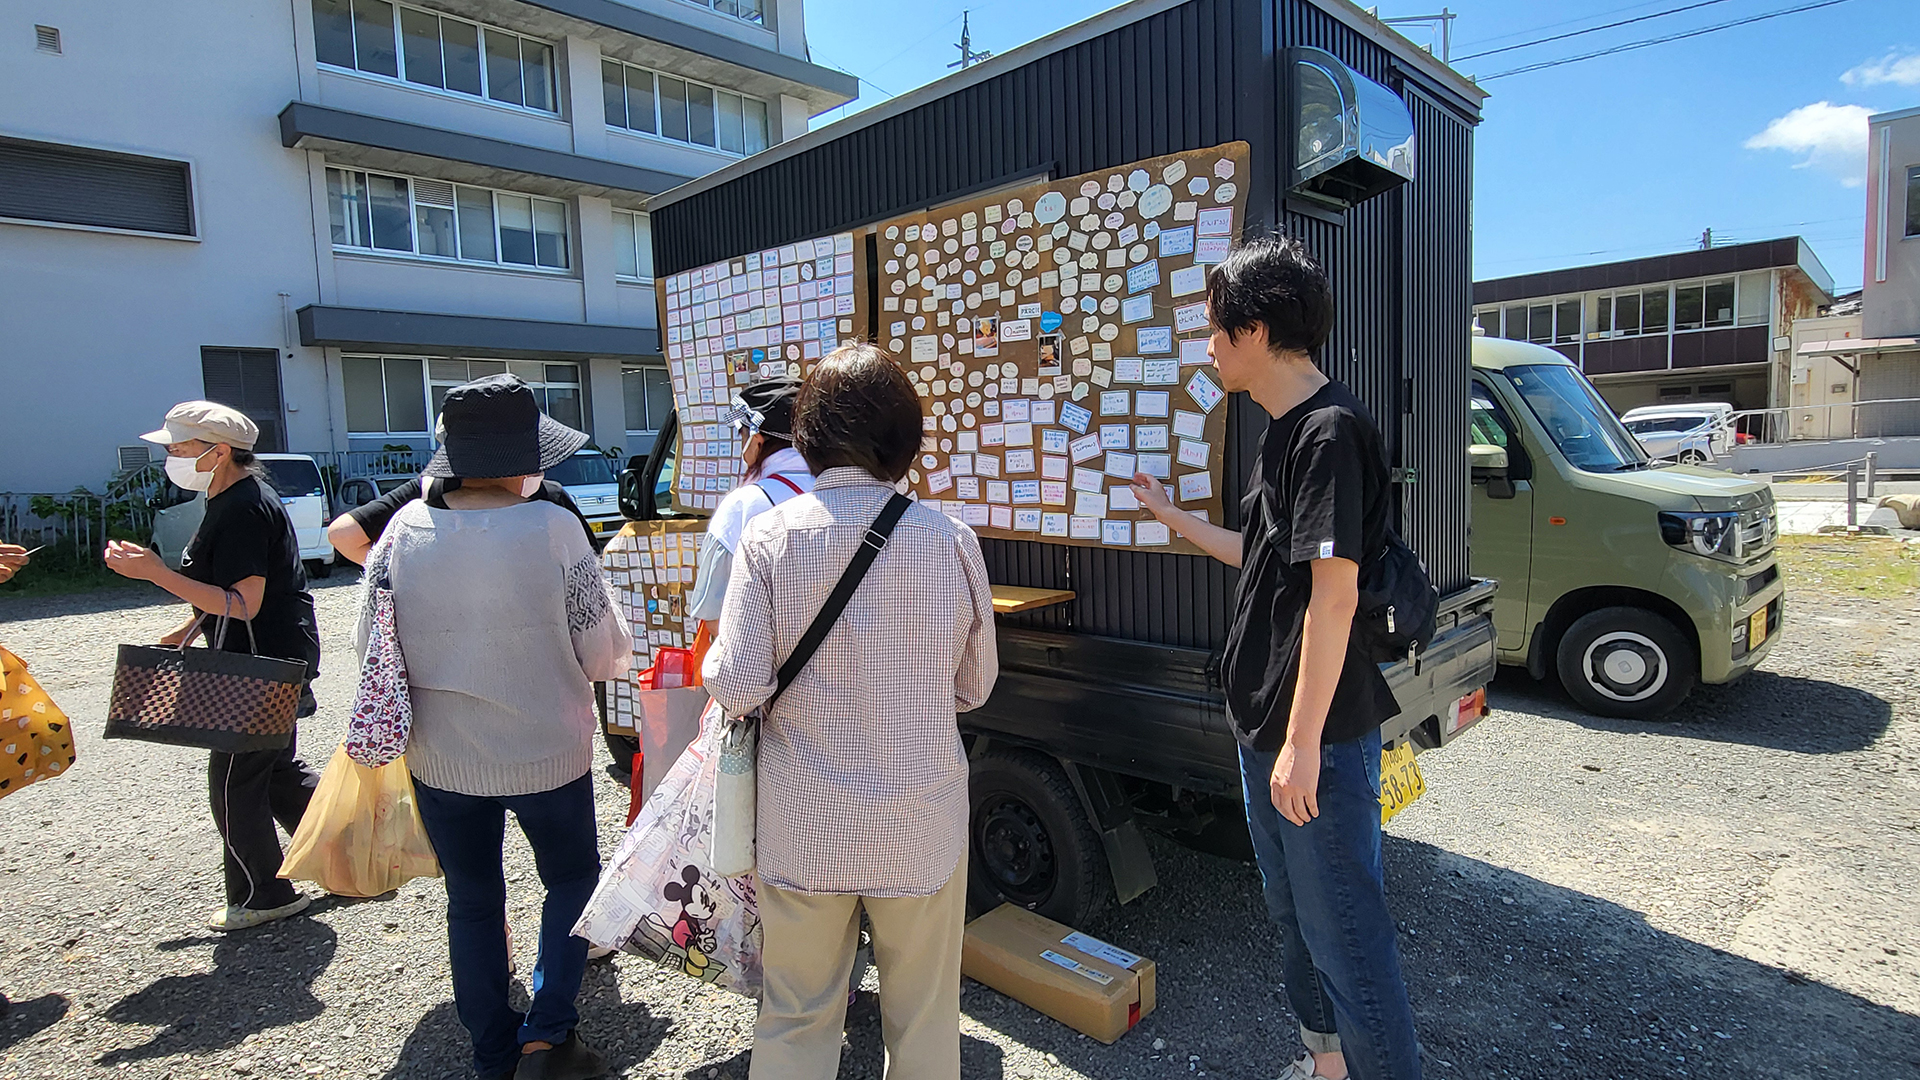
left=592, top=520, right=608, bottom=533
left=1379, top=742, right=1427, bottom=824
left=1748, top=607, right=1768, bottom=648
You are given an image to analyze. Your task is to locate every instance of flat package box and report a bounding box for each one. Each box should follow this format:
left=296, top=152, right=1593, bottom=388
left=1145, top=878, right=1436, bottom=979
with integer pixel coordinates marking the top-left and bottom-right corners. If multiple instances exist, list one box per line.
left=961, top=904, right=1156, bottom=1043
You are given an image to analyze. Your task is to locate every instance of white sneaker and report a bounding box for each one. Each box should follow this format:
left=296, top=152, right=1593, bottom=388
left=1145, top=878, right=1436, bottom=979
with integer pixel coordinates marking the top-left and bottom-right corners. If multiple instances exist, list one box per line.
left=209, top=895, right=311, bottom=932
left=1278, top=1054, right=1344, bottom=1080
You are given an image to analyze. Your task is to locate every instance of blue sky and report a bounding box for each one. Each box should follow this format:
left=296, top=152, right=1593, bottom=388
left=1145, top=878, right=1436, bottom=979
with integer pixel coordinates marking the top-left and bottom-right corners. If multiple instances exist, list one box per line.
left=804, top=0, right=1920, bottom=294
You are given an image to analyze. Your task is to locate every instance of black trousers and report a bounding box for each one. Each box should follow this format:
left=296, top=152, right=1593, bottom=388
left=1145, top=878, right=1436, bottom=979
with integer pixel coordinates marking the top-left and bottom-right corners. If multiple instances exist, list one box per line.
left=207, top=725, right=318, bottom=909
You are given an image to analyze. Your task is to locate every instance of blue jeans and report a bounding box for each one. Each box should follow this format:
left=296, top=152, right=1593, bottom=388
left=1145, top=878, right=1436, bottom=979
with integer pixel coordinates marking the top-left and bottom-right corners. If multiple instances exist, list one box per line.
left=414, top=774, right=601, bottom=1077
left=1239, top=728, right=1421, bottom=1080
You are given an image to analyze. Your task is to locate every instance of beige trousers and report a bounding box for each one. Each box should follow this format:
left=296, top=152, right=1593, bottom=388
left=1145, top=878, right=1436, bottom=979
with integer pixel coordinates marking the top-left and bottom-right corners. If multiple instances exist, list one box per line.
left=749, top=861, right=967, bottom=1080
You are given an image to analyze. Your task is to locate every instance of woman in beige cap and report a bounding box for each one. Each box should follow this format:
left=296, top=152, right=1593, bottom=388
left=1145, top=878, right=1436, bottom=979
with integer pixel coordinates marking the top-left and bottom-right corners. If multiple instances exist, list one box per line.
left=104, top=400, right=323, bottom=932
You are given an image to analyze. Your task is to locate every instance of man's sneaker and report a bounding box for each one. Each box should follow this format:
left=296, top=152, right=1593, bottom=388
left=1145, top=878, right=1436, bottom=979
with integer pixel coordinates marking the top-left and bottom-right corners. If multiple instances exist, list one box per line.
left=1277, top=1054, right=1345, bottom=1080
left=209, top=895, right=311, bottom=932
left=517, top=1031, right=609, bottom=1080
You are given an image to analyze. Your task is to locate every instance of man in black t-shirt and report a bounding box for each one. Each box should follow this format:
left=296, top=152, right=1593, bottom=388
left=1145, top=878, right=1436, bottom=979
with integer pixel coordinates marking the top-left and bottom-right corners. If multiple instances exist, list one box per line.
left=1133, top=238, right=1420, bottom=1080
left=326, top=475, right=594, bottom=565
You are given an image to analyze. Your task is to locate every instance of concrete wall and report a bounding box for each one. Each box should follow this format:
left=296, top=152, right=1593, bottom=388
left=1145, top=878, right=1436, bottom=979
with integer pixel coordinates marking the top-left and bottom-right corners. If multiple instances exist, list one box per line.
left=1867, top=110, right=1920, bottom=340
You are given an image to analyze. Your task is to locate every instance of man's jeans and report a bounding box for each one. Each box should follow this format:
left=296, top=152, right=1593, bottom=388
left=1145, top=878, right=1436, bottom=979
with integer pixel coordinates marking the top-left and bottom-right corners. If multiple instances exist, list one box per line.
left=1239, top=728, right=1422, bottom=1080
left=414, top=774, right=601, bottom=1077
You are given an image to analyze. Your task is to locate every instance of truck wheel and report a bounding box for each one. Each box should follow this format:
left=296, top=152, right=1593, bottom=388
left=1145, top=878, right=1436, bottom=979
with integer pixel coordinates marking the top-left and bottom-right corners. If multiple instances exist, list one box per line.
left=1555, top=606, right=1696, bottom=720
left=968, top=749, right=1111, bottom=927
left=305, top=558, right=331, bottom=579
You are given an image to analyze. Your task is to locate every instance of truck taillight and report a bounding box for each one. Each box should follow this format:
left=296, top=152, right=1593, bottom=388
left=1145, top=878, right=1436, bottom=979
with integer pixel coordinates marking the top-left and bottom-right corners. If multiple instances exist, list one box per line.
left=1449, top=688, right=1487, bottom=735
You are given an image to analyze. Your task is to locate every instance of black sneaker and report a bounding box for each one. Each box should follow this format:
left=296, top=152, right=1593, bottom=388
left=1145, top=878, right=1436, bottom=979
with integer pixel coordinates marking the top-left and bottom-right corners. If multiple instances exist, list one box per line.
left=516, top=1031, right=610, bottom=1080
left=478, top=1066, right=518, bottom=1080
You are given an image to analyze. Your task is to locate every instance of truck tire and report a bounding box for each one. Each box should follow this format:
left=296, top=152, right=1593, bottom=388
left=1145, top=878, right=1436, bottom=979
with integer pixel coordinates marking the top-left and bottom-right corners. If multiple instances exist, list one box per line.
left=1678, top=449, right=1708, bottom=466
left=604, top=730, right=640, bottom=779
left=305, top=558, right=331, bottom=579
left=1555, top=606, right=1696, bottom=720
left=968, top=749, right=1111, bottom=927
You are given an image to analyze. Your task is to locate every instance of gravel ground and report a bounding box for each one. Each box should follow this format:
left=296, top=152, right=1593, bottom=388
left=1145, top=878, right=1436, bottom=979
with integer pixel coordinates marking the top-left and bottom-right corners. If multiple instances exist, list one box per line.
left=2, top=568, right=1917, bottom=1080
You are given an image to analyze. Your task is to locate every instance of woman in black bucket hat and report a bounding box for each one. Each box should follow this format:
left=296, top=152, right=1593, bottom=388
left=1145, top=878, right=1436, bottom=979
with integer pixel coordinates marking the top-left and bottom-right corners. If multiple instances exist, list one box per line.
left=355, top=374, right=631, bottom=1080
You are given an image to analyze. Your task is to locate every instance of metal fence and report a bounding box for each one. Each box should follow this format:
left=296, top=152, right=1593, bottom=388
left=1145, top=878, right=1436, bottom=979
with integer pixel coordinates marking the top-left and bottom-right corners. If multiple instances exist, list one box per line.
left=1, top=461, right=169, bottom=555
left=1730, top=396, right=1920, bottom=444
left=308, top=448, right=432, bottom=485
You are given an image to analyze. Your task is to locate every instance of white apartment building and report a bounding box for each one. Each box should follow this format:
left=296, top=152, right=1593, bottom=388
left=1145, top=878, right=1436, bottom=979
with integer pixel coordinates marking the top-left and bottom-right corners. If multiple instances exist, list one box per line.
left=1, top=0, right=855, bottom=492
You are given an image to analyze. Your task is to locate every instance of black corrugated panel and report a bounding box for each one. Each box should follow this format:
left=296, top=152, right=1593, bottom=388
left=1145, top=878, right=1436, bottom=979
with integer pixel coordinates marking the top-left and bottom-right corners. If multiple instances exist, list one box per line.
left=652, top=0, right=1480, bottom=649
left=0, top=136, right=194, bottom=235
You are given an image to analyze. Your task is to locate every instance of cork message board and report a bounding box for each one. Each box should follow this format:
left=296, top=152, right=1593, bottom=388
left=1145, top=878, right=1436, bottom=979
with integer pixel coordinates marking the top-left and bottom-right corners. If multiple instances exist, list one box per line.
left=659, top=232, right=867, bottom=514
left=875, top=142, right=1250, bottom=554
left=601, top=518, right=707, bottom=734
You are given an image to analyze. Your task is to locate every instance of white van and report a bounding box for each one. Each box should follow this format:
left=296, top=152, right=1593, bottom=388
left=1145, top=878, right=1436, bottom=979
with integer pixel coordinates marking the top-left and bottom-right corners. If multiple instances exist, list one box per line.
left=152, top=453, right=338, bottom=578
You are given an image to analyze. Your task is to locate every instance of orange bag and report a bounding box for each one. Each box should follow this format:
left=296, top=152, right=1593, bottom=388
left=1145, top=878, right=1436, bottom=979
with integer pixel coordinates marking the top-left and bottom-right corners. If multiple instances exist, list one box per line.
left=0, top=646, right=76, bottom=800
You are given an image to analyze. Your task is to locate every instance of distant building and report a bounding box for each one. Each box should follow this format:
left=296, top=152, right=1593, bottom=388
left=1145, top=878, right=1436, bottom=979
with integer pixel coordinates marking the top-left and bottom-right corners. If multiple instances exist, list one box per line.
left=1851, top=104, right=1920, bottom=435
left=2, top=0, right=856, bottom=493
left=1473, top=238, right=1834, bottom=414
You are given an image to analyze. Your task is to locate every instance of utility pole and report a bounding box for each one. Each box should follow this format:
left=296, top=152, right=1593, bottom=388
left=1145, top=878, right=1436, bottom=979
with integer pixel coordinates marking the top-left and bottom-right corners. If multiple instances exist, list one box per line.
left=949, top=10, right=992, bottom=70
left=1700, top=227, right=1714, bottom=250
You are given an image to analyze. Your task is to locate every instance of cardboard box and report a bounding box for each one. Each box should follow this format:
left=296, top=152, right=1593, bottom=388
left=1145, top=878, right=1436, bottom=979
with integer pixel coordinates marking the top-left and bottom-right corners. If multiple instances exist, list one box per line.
left=961, top=904, right=1156, bottom=1043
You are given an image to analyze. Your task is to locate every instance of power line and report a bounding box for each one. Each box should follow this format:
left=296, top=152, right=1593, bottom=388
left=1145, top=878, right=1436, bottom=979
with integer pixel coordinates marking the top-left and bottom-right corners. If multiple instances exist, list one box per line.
left=1455, top=0, right=1697, bottom=51
left=1478, top=0, right=1858, bottom=80
left=1456, top=0, right=1738, bottom=61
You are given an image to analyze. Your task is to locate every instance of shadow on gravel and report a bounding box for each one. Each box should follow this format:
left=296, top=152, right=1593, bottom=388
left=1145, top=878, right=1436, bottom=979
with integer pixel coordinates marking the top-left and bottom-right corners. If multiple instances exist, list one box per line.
left=377, top=958, right=667, bottom=1079
left=94, top=921, right=335, bottom=1065
left=0, top=993, right=69, bottom=1052
left=1489, top=668, right=1893, bottom=754
left=945, top=835, right=1920, bottom=1080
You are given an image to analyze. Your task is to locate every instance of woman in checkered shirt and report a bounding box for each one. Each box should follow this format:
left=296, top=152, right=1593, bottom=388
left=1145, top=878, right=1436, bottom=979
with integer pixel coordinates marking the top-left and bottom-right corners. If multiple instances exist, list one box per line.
left=704, top=344, right=999, bottom=1080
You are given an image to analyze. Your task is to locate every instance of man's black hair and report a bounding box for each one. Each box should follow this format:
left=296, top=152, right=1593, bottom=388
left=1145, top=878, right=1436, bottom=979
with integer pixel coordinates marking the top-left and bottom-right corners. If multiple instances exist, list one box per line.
left=1205, top=236, right=1335, bottom=356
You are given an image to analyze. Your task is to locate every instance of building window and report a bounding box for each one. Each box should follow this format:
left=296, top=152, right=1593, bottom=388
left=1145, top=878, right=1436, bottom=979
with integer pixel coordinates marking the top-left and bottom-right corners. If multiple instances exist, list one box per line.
left=1554, top=299, right=1581, bottom=344
left=1673, top=283, right=1704, bottom=331
left=623, top=365, right=673, bottom=435
left=602, top=59, right=769, bottom=155
left=1703, top=279, right=1735, bottom=328
left=676, top=0, right=765, bottom=26
left=1907, top=166, right=1920, bottom=238
left=0, top=136, right=194, bottom=235
left=1473, top=307, right=1498, bottom=335
left=327, top=166, right=569, bottom=270
left=1736, top=271, right=1769, bottom=325
left=1641, top=287, right=1669, bottom=335
left=613, top=209, right=654, bottom=280
left=344, top=356, right=582, bottom=436
left=313, top=0, right=556, bottom=114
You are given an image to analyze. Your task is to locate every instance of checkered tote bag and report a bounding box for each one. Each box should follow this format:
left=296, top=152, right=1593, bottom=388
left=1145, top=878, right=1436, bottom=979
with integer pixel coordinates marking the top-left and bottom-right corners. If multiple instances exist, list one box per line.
left=105, top=594, right=307, bottom=753
left=344, top=568, right=411, bottom=769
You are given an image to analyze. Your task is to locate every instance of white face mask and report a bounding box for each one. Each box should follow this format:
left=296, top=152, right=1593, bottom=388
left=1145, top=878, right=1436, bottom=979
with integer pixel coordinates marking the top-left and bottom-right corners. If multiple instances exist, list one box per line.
left=519, top=473, right=544, bottom=498
left=165, top=447, right=218, bottom=492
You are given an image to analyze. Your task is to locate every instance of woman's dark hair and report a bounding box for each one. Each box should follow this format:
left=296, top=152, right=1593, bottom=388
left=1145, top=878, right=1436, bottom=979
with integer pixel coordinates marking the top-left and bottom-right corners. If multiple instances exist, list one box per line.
left=226, top=446, right=268, bottom=480
left=1205, top=236, right=1334, bottom=355
left=794, top=343, right=923, bottom=482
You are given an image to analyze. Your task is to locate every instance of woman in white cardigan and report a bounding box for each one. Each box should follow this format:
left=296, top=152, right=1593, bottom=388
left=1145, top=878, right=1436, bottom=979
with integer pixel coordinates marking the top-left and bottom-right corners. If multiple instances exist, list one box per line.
left=358, top=374, right=630, bottom=1080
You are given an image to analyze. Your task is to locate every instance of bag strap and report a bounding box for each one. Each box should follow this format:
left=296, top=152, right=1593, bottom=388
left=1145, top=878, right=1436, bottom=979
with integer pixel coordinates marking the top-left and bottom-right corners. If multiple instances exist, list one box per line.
left=762, top=473, right=806, bottom=497
left=179, top=589, right=260, bottom=655
left=766, top=493, right=912, bottom=710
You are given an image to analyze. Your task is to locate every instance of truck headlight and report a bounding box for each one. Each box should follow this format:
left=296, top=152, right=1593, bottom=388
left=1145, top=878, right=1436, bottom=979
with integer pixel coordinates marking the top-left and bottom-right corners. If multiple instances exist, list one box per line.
left=1659, top=511, right=1743, bottom=562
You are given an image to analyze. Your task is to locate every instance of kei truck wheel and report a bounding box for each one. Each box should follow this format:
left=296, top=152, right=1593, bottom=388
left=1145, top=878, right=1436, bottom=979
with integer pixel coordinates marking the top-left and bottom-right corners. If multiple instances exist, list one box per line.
left=968, top=748, right=1111, bottom=927
left=1555, top=606, right=1697, bottom=720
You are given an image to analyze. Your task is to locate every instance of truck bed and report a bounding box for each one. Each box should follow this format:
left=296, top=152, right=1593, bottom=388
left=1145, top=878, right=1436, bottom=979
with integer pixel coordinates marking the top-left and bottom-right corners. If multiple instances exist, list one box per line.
left=964, top=579, right=1499, bottom=796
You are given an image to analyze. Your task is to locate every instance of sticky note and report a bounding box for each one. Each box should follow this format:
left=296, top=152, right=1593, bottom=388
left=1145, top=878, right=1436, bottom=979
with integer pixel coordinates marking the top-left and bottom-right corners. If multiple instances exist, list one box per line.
left=1136, top=425, right=1170, bottom=450
left=1112, top=357, right=1144, bottom=383
left=1104, top=451, right=1138, bottom=478
left=987, top=480, right=1012, bottom=503
left=1032, top=400, right=1058, bottom=425
left=1006, top=422, right=1035, bottom=447
left=1144, top=359, right=1179, bottom=385
left=1074, top=490, right=1108, bottom=518
left=1137, top=453, right=1172, bottom=479
left=1180, top=338, right=1211, bottom=366
left=1100, top=390, right=1131, bottom=416
left=1005, top=448, right=1037, bottom=473
left=1070, top=516, right=1102, bottom=539
left=981, top=423, right=1007, bottom=446
left=1173, top=410, right=1207, bottom=439
left=1135, top=391, right=1171, bottom=418
left=976, top=454, right=1002, bottom=478
left=1003, top=399, right=1032, bottom=423
left=1069, top=433, right=1102, bottom=463
left=950, top=453, right=975, bottom=476
left=1071, top=466, right=1105, bottom=494
left=1185, top=370, right=1225, bottom=413
left=990, top=505, right=1013, bottom=530
left=1042, top=455, right=1069, bottom=480
left=962, top=504, right=991, bottom=527
left=1169, top=264, right=1206, bottom=297
left=1178, top=439, right=1210, bottom=468
left=956, top=476, right=981, bottom=500
left=1136, top=520, right=1172, bottom=546
left=1121, top=294, right=1154, bottom=323
left=1136, top=327, right=1174, bottom=354
left=912, top=335, right=939, bottom=362
left=1091, top=366, right=1113, bottom=388
left=1059, top=401, right=1093, bottom=434
left=1102, top=520, right=1133, bottom=546
left=1041, top=512, right=1069, bottom=537
left=928, top=469, right=953, bottom=493
left=1178, top=471, right=1214, bottom=501
left=1100, top=424, right=1131, bottom=449
left=1109, top=484, right=1141, bottom=512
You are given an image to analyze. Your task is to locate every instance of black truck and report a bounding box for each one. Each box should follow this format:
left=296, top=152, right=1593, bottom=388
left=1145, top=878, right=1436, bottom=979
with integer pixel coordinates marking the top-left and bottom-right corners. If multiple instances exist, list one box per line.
left=618, top=0, right=1498, bottom=928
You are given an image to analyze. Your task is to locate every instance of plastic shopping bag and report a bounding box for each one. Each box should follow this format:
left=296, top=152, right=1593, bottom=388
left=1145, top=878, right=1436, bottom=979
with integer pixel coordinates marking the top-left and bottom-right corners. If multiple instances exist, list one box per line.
left=279, top=745, right=441, bottom=897
left=574, top=701, right=761, bottom=997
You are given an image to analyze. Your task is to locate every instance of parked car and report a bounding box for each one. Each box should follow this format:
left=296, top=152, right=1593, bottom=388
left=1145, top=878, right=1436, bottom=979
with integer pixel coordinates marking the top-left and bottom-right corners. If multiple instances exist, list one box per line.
left=544, top=449, right=623, bottom=542
left=152, top=453, right=338, bottom=578
left=1619, top=403, right=1736, bottom=465
left=333, top=474, right=415, bottom=513
left=1470, top=339, right=1780, bottom=719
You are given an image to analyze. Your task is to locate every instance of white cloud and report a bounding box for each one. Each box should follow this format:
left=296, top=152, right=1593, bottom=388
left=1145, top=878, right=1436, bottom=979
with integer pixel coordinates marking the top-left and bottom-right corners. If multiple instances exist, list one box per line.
left=1841, top=50, right=1920, bottom=87
left=1744, top=101, right=1872, bottom=187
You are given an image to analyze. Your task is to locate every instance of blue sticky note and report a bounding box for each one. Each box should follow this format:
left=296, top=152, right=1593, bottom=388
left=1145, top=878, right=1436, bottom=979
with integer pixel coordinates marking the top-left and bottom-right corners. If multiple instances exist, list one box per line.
left=1040, top=311, right=1063, bottom=333
left=1127, top=260, right=1161, bottom=294
left=1136, top=327, right=1174, bottom=354
left=1059, top=401, right=1094, bottom=434
left=1158, top=226, right=1196, bottom=258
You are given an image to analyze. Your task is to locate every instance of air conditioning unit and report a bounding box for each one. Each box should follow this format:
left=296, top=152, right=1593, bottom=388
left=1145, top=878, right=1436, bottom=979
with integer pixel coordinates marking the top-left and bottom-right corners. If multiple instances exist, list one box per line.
left=1287, top=48, right=1417, bottom=211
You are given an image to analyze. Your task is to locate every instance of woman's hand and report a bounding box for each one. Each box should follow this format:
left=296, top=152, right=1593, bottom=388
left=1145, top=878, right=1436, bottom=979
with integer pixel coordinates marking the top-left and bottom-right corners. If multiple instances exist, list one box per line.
left=1270, top=738, right=1322, bottom=827
left=1130, top=472, right=1175, bottom=518
left=104, top=540, right=165, bottom=582
left=0, top=543, right=29, bottom=584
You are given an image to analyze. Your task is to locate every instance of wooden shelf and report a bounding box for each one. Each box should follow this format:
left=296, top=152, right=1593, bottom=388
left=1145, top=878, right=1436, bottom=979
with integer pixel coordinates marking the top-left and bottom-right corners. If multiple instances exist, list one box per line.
left=991, top=585, right=1077, bottom=614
